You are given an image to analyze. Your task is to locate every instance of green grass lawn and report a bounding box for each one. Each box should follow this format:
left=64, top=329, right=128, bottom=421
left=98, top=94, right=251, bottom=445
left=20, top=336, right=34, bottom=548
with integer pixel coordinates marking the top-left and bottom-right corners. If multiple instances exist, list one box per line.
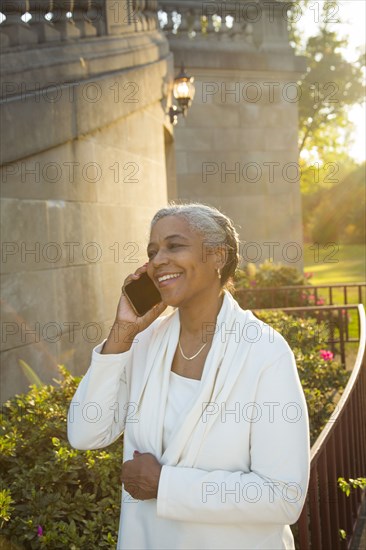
left=303, top=244, right=365, bottom=362
left=303, top=243, right=365, bottom=307
left=303, top=243, right=365, bottom=284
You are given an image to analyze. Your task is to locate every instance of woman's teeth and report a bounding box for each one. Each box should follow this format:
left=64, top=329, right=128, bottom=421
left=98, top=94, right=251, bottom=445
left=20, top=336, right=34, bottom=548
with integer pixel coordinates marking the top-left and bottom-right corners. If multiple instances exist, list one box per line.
left=158, top=273, right=182, bottom=283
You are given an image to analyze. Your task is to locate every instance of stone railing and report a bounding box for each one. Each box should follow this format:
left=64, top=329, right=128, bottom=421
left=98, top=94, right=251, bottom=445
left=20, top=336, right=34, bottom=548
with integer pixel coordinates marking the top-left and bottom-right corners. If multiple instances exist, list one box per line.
left=0, top=0, right=159, bottom=48
left=157, top=0, right=292, bottom=50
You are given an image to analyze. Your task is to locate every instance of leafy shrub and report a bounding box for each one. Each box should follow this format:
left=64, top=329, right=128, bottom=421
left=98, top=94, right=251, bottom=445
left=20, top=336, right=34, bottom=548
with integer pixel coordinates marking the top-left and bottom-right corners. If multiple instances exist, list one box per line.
left=234, top=260, right=309, bottom=289
left=338, top=477, right=366, bottom=542
left=233, top=261, right=316, bottom=308
left=0, top=367, right=123, bottom=549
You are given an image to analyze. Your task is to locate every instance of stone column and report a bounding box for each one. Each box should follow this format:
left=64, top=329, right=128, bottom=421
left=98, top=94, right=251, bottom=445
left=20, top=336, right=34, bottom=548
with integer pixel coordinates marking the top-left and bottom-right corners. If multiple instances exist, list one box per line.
left=162, top=0, right=306, bottom=270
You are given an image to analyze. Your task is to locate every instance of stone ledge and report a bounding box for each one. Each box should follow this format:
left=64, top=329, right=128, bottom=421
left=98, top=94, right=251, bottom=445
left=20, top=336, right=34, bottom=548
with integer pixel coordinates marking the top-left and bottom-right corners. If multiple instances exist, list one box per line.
left=0, top=51, right=174, bottom=164
left=0, top=31, right=170, bottom=96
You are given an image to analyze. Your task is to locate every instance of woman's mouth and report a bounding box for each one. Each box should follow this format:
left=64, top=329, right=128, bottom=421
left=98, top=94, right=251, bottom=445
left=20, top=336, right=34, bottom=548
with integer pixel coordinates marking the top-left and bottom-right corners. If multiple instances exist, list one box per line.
left=157, top=273, right=182, bottom=288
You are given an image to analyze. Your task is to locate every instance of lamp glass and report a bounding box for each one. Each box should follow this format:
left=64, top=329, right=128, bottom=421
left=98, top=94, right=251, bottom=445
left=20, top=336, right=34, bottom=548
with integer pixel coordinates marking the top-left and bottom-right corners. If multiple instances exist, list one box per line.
left=173, top=79, right=195, bottom=101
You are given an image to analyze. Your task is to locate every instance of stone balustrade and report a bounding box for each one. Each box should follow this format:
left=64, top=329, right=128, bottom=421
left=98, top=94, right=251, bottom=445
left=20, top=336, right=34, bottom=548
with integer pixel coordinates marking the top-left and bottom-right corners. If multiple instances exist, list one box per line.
left=158, top=0, right=292, bottom=50
left=0, top=0, right=159, bottom=48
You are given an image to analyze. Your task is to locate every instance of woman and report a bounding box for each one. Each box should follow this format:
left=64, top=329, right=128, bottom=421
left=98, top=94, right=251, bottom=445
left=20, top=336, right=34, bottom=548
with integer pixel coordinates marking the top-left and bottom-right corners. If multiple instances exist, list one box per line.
left=67, top=202, right=310, bottom=550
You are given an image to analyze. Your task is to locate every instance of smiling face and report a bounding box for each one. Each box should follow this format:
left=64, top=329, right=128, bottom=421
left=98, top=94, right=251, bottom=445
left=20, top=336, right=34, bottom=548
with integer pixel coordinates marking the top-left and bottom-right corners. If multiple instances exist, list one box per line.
left=146, top=215, right=225, bottom=308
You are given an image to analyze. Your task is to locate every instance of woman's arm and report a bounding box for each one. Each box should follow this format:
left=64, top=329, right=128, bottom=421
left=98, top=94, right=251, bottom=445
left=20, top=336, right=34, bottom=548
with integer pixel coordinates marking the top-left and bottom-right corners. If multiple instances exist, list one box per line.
left=157, top=351, right=310, bottom=525
left=67, top=334, right=133, bottom=451
left=67, top=259, right=168, bottom=451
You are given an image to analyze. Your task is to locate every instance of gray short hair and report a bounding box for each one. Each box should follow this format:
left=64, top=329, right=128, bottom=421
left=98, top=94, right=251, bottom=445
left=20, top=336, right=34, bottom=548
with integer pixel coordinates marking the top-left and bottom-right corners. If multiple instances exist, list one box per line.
left=150, top=201, right=241, bottom=289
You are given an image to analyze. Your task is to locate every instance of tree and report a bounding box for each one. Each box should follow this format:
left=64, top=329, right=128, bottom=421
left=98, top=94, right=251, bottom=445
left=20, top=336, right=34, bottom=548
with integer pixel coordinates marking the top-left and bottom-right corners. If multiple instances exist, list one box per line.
left=307, top=162, right=366, bottom=244
left=288, top=1, right=365, bottom=193
left=298, top=28, right=365, bottom=157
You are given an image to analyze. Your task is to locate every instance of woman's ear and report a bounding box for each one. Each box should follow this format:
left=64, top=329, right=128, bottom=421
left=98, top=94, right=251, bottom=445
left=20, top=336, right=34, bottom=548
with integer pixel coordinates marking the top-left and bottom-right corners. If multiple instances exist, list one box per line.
left=214, top=244, right=228, bottom=271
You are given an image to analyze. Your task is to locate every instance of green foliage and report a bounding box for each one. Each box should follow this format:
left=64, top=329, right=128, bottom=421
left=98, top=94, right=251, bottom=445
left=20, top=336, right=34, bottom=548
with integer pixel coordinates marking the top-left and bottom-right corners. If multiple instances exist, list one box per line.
left=338, top=477, right=366, bottom=497
left=298, top=28, right=364, bottom=155
left=0, top=366, right=123, bottom=549
left=287, top=1, right=365, bottom=203
left=306, top=163, right=366, bottom=244
left=337, top=477, right=366, bottom=540
left=233, top=260, right=315, bottom=308
left=254, top=310, right=349, bottom=445
left=0, top=489, right=14, bottom=527
left=234, top=260, right=308, bottom=288
left=299, top=150, right=358, bottom=197
left=18, top=359, right=43, bottom=387
left=339, top=528, right=347, bottom=540
left=293, top=2, right=365, bottom=160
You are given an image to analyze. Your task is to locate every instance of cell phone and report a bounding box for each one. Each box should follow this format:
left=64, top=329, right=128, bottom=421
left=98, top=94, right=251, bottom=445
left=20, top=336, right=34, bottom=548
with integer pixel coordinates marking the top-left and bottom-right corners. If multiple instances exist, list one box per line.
left=122, top=271, right=162, bottom=317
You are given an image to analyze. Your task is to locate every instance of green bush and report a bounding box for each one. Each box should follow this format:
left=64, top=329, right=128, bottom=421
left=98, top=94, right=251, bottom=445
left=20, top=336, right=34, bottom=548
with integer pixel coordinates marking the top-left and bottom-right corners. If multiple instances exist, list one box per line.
left=234, top=260, right=309, bottom=289
left=0, top=367, right=123, bottom=549
left=233, top=260, right=316, bottom=308
left=1, top=311, right=350, bottom=548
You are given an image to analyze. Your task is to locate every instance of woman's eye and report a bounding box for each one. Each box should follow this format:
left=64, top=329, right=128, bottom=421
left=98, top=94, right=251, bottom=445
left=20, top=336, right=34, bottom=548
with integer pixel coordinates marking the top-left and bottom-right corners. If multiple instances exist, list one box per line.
left=147, top=244, right=182, bottom=258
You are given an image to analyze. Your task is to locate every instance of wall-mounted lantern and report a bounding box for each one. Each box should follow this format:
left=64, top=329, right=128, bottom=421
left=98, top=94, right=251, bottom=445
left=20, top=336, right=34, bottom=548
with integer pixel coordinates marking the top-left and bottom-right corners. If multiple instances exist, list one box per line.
left=168, top=65, right=195, bottom=125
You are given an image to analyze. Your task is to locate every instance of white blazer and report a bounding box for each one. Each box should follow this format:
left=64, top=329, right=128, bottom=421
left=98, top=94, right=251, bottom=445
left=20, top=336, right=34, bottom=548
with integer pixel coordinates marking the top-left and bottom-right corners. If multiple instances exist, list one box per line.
left=67, top=290, right=310, bottom=550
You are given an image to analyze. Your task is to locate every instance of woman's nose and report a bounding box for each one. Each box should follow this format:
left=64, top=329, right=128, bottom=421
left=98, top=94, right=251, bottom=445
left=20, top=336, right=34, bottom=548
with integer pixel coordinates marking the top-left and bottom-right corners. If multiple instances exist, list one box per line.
left=151, top=249, right=168, bottom=266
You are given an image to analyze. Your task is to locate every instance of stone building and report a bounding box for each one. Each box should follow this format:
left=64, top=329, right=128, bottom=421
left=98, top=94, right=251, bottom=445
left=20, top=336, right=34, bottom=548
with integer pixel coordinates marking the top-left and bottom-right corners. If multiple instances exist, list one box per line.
left=0, top=0, right=305, bottom=400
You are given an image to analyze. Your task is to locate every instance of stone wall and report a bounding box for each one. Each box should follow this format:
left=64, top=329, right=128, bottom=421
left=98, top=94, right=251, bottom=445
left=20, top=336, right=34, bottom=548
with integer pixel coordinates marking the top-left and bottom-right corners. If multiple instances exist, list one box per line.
left=173, top=62, right=305, bottom=270
left=0, top=21, right=175, bottom=401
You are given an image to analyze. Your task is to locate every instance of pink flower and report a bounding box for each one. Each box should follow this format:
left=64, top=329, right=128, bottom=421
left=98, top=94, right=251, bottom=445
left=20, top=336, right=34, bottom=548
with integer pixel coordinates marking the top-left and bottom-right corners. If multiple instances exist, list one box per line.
left=319, top=349, right=334, bottom=361
left=37, top=525, right=43, bottom=537
left=316, top=298, right=325, bottom=305
left=304, top=272, right=313, bottom=279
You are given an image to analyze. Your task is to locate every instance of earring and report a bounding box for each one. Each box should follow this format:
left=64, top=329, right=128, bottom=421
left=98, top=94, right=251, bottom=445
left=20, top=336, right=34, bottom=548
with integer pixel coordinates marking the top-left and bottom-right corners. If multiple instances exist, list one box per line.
left=216, top=268, right=221, bottom=280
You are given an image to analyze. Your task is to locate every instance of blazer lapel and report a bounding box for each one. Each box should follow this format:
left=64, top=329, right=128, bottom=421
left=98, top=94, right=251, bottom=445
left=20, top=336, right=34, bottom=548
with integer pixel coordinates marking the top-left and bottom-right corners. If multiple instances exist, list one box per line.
left=134, top=309, right=179, bottom=409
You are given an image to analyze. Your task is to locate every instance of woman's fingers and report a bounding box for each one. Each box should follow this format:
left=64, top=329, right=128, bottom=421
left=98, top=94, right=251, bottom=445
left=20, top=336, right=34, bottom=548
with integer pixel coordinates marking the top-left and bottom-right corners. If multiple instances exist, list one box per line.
left=122, top=263, right=149, bottom=288
left=134, top=262, right=149, bottom=277
left=141, top=300, right=167, bottom=324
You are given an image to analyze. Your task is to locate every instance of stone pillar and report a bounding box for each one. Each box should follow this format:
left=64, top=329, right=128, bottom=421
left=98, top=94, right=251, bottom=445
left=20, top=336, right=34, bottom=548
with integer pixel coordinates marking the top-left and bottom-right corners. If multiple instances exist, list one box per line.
left=162, top=0, right=306, bottom=270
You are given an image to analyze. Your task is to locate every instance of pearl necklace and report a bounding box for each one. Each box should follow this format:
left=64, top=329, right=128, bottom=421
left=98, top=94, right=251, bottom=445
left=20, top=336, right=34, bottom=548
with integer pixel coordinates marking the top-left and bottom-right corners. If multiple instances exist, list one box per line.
left=178, top=338, right=207, bottom=361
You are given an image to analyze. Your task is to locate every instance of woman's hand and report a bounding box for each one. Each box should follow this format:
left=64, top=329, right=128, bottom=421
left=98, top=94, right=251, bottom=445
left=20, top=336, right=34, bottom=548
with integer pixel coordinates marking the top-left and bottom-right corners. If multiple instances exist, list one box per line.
left=101, top=263, right=167, bottom=354
left=120, top=451, right=162, bottom=500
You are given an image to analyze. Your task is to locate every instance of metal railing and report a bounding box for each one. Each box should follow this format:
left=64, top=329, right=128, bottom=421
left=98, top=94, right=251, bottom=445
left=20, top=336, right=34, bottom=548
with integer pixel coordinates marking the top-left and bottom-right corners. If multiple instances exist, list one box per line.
left=234, top=283, right=366, bottom=309
left=295, top=304, right=366, bottom=549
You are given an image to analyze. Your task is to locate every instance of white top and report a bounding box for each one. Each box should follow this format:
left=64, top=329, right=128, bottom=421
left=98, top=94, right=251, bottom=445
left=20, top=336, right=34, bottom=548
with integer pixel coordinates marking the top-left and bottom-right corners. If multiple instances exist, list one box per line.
left=162, top=371, right=201, bottom=454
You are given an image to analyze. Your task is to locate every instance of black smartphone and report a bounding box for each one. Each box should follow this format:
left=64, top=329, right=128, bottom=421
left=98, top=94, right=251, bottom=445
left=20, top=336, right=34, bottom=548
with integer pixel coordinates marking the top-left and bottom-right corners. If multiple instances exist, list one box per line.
left=122, top=271, right=162, bottom=317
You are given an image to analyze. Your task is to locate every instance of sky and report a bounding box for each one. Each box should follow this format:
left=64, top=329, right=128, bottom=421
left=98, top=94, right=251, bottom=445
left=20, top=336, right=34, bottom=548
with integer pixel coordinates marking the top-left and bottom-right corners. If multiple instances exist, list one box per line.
left=296, top=0, right=365, bottom=162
